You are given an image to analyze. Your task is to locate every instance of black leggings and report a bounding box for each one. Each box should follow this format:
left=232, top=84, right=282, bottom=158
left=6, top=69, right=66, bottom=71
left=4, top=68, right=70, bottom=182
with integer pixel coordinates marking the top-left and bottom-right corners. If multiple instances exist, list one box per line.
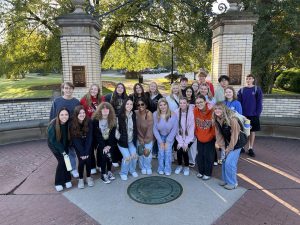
left=177, top=142, right=192, bottom=166
left=53, top=152, right=71, bottom=186
left=196, top=139, right=216, bottom=176
left=75, top=152, right=91, bottom=179
left=97, top=146, right=112, bottom=175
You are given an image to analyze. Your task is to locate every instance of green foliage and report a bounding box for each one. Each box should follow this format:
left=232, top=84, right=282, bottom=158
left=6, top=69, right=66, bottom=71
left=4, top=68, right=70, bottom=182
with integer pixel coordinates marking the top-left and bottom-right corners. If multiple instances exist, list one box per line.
left=275, top=68, right=300, bottom=93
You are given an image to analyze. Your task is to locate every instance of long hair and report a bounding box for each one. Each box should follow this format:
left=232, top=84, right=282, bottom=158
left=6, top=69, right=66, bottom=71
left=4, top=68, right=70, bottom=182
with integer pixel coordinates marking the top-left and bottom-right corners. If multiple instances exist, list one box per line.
left=133, top=83, right=145, bottom=97
left=170, top=82, right=182, bottom=100
left=118, top=98, right=134, bottom=120
left=199, top=83, right=213, bottom=100
left=83, top=83, right=102, bottom=107
left=224, top=86, right=237, bottom=101
left=71, top=105, right=89, bottom=138
left=156, top=98, right=172, bottom=122
left=54, top=107, right=70, bottom=142
left=185, top=86, right=195, bottom=103
left=92, top=102, right=116, bottom=129
left=212, top=102, right=235, bottom=127
left=111, top=83, right=128, bottom=107
left=148, top=81, right=161, bottom=96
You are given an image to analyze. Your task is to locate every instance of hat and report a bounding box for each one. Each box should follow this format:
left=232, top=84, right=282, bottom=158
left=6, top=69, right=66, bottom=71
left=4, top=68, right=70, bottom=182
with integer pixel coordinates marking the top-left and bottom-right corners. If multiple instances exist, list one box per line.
left=218, top=75, right=230, bottom=83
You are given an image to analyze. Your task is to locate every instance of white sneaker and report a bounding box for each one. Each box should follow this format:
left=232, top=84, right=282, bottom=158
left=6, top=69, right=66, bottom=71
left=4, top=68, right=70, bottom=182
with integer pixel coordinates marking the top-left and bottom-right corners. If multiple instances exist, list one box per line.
left=131, top=172, right=138, bottom=178
left=71, top=170, right=79, bottom=178
left=90, top=168, right=97, bottom=175
left=141, top=169, right=146, bottom=175
left=196, top=173, right=203, bottom=178
left=202, top=175, right=211, bottom=180
left=165, top=172, right=171, bottom=176
left=107, top=171, right=116, bottom=180
left=101, top=174, right=111, bottom=184
left=120, top=174, right=128, bottom=181
left=213, top=162, right=218, bottom=166
left=175, top=166, right=183, bottom=174
left=65, top=182, right=72, bottom=189
left=86, top=177, right=94, bottom=187
left=112, top=163, right=119, bottom=168
left=55, top=185, right=63, bottom=192
left=77, top=179, right=84, bottom=189
left=183, top=167, right=189, bottom=176
left=158, top=171, right=164, bottom=175
left=146, top=169, right=152, bottom=175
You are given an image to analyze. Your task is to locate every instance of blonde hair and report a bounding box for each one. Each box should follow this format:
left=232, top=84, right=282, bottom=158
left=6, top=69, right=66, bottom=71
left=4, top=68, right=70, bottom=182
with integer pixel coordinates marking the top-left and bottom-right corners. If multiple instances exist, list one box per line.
left=83, top=83, right=102, bottom=106
left=212, top=102, right=235, bottom=127
left=199, top=83, right=213, bottom=100
left=156, top=98, right=172, bottom=122
left=92, top=102, right=116, bottom=129
left=170, top=82, right=182, bottom=100
left=149, top=81, right=160, bottom=95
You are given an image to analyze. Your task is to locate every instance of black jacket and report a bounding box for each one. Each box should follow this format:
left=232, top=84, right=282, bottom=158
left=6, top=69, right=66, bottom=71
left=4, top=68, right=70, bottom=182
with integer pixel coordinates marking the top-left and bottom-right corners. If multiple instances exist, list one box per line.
left=93, top=119, right=116, bottom=150
left=71, top=120, right=93, bottom=156
left=117, top=111, right=137, bottom=148
left=145, top=92, right=163, bottom=113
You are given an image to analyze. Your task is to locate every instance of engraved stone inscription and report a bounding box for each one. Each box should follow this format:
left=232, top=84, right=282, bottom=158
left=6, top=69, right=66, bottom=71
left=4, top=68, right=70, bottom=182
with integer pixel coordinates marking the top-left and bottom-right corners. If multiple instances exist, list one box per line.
left=228, top=64, right=242, bottom=85
left=72, top=66, right=86, bottom=87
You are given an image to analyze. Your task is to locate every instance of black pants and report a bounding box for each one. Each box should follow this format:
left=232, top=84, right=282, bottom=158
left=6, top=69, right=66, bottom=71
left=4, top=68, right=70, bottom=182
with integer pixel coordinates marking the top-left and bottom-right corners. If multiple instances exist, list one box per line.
left=177, top=148, right=189, bottom=166
left=97, top=145, right=112, bottom=175
left=110, top=144, right=122, bottom=164
left=75, top=151, right=91, bottom=179
left=90, top=141, right=97, bottom=169
left=196, top=139, right=216, bottom=176
left=53, top=152, right=71, bottom=186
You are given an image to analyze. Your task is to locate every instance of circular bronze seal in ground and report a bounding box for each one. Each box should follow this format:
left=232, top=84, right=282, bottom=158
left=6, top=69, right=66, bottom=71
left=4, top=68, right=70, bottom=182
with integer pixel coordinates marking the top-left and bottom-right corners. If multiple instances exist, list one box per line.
left=127, top=176, right=183, bottom=205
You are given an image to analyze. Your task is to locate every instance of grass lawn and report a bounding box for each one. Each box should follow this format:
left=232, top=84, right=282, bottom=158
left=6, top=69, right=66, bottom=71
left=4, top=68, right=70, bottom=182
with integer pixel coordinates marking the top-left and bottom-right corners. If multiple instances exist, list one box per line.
left=271, top=88, right=299, bottom=95
left=0, top=73, right=298, bottom=99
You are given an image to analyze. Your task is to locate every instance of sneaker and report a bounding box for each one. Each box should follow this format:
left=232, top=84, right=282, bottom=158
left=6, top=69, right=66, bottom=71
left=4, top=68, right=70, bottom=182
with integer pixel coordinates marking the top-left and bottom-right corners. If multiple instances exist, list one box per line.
left=248, top=149, right=256, bottom=157
left=175, top=166, right=183, bottom=174
left=112, top=162, right=119, bottom=168
left=224, top=184, right=238, bottom=190
left=218, top=159, right=223, bottom=165
left=101, top=174, right=111, bottom=184
left=240, top=148, right=245, bottom=153
left=86, top=177, right=94, bottom=187
left=189, top=163, right=195, bottom=168
left=107, top=171, right=116, bottom=180
left=146, top=169, right=152, bottom=175
left=65, top=182, right=72, bottom=189
left=71, top=170, right=79, bottom=178
left=141, top=169, right=146, bottom=175
left=97, top=167, right=101, bottom=172
left=202, top=175, right=211, bottom=180
left=158, top=171, right=164, bottom=175
left=183, top=167, right=189, bottom=176
left=165, top=172, right=171, bottom=176
left=152, top=155, right=157, bottom=159
left=131, top=172, right=138, bottom=178
left=77, top=179, right=84, bottom=189
left=90, top=168, right=97, bottom=175
left=213, top=162, right=218, bottom=166
left=120, top=174, right=128, bottom=181
left=55, top=185, right=63, bottom=192
left=218, top=181, right=227, bottom=186
left=196, top=173, right=203, bottom=178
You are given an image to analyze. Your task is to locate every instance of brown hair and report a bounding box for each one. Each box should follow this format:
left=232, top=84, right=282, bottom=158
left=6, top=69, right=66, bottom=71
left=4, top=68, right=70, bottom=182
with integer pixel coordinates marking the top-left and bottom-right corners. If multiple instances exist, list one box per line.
left=199, top=83, right=213, bottom=100
left=53, top=107, right=70, bottom=142
left=92, top=102, right=116, bottom=129
left=224, top=86, right=237, bottom=101
left=71, top=105, right=90, bottom=138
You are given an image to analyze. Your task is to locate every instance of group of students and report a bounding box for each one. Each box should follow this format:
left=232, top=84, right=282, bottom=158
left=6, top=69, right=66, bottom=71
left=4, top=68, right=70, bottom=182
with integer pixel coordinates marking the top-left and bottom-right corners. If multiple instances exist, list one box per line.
left=48, top=71, right=263, bottom=192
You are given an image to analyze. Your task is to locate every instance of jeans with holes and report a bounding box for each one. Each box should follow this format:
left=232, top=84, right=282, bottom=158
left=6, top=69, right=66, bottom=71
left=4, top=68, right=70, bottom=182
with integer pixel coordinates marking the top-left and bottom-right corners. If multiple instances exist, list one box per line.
left=137, top=141, right=153, bottom=171
left=157, top=135, right=174, bottom=174
left=118, top=142, right=137, bottom=175
left=222, top=148, right=241, bottom=185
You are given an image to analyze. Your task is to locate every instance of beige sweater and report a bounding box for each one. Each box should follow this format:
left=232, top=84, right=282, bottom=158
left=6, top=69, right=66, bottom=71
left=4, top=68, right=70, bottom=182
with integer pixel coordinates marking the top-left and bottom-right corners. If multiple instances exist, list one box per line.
left=135, top=110, right=154, bottom=144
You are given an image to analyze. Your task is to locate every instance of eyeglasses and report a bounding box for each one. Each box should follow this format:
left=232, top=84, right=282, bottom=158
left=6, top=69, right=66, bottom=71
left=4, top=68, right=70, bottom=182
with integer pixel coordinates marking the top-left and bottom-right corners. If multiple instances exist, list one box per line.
left=195, top=101, right=205, bottom=104
left=137, top=103, right=145, bottom=107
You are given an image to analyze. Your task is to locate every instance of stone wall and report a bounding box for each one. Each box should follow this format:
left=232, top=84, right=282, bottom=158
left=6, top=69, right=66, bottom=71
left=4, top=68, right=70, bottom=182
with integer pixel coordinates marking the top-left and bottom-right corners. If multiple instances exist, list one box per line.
left=0, top=95, right=299, bottom=124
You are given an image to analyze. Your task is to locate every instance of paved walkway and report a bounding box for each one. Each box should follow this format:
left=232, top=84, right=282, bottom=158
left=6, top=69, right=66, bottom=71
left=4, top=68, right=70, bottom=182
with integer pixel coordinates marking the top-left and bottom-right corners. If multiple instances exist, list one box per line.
left=0, top=136, right=299, bottom=225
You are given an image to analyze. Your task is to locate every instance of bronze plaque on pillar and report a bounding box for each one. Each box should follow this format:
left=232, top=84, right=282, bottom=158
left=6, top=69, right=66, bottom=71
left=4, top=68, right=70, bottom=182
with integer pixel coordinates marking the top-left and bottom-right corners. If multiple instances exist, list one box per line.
left=72, top=66, right=86, bottom=87
left=228, top=64, right=242, bottom=85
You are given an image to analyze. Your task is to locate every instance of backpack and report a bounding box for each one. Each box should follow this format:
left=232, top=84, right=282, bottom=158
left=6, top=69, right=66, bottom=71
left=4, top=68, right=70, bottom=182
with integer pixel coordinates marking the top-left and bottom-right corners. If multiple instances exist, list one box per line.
left=233, top=112, right=251, bottom=137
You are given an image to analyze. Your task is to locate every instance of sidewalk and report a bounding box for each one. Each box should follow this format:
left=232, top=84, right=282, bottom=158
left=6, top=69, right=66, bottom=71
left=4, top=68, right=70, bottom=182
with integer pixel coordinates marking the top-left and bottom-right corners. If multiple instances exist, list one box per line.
left=0, top=136, right=299, bottom=225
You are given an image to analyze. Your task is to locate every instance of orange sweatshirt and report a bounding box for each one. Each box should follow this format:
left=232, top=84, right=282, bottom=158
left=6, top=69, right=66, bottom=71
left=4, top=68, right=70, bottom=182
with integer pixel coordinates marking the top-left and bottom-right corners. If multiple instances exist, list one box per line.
left=194, top=107, right=215, bottom=143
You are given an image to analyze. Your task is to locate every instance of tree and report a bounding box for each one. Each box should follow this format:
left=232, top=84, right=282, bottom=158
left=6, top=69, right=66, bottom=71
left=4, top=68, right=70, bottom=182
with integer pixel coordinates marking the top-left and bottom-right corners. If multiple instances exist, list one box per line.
left=243, top=0, right=300, bottom=93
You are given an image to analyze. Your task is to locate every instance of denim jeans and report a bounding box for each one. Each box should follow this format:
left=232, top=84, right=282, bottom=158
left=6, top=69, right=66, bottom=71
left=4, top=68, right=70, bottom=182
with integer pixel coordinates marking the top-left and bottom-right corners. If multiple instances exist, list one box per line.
left=137, top=141, right=153, bottom=171
left=118, top=142, right=137, bottom=175
left=158, top=135, right=174, bottom=174
left=222, top=148, right=241, bottom=185
left=68, top=146, right=77, bottom=171
left=188, top=138, right=197, bottom=164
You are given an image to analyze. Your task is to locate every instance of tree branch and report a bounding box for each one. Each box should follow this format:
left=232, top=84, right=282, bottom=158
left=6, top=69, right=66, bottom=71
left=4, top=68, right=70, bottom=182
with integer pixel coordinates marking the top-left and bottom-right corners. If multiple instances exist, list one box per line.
left=127, top=20, right=182, bottom=35
left=117, top=34, right=167, bottom=43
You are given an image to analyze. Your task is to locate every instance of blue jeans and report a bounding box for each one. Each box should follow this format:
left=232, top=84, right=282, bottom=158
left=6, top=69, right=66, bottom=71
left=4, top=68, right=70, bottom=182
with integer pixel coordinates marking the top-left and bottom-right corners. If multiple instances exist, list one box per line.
left=68, top=146, right=77, bottom=171
left=158, top=135, right=174, bottom=174
left=222, top=148, right=241, bottom=185
left=137, top=141, right=153, bottom=171
left=118, top=142, right=137, bottom=175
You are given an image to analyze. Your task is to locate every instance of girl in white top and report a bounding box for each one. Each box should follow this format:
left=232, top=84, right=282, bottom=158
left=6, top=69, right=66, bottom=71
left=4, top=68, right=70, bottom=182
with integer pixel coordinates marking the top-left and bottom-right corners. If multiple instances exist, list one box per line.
left=166, top=83, right=182, bottom=112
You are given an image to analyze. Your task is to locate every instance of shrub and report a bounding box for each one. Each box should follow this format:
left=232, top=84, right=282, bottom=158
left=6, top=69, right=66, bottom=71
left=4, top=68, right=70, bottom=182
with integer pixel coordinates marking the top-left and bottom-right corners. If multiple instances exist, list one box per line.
left=275, top=68, right=300, bottom=93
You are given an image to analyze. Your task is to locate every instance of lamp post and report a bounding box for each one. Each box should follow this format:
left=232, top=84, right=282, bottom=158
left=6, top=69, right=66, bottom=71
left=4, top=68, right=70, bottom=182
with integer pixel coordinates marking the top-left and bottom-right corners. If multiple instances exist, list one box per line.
left=171, top=41, right=174, bottom=84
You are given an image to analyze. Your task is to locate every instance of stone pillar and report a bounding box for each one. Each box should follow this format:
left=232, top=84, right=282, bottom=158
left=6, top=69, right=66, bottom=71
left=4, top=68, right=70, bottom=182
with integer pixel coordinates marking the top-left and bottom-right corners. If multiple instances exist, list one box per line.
left=209, top=1, right=258, bottom=88
left=55, top=0, right=101, bottom=98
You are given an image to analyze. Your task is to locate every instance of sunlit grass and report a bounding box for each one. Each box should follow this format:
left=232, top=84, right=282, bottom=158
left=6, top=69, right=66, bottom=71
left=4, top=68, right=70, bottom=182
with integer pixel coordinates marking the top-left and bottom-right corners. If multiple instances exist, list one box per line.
left=272, top=88, right=299, bottom=95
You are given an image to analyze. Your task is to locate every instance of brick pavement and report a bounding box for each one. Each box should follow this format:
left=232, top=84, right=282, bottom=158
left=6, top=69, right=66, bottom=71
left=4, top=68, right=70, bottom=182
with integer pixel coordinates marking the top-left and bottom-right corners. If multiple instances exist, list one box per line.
left=0, top=137, right=299, bottom=225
